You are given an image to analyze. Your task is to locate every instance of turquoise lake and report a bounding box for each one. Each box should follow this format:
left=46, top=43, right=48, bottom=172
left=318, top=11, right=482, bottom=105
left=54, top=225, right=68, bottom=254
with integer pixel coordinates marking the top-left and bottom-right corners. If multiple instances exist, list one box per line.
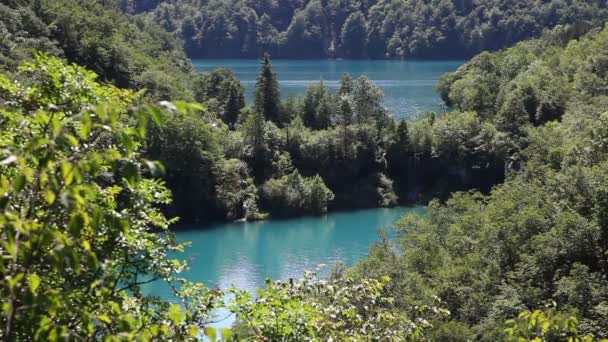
left=147, top=206, right=425, bottom=329
left=192, top=59, right=464, bottom=119
left=148, top=59, right=452, bottom=327
left=148, top=207, right=424, bottom=300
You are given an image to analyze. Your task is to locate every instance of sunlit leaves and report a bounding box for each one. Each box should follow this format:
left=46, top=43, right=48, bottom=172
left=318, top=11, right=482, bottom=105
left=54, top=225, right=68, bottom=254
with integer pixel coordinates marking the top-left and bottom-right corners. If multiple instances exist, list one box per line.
left=229, top=272, right=449, bottom=341
left=504, top=307, right=606, bottom=342
left=0, top=55, right=217, bottom=341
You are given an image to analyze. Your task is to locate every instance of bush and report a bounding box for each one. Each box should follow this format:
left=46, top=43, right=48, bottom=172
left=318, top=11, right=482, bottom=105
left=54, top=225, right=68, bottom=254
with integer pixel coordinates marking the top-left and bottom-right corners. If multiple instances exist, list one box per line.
left=260, top=170, right=334, bottom=217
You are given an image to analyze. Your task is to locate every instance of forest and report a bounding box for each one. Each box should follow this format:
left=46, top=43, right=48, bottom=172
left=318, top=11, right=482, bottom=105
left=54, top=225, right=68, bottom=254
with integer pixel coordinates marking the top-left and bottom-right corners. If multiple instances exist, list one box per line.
left=122, top=0, right=608, bottom=59
left=1, top=0, right=608, bottom=341
left=355, top=23, right=608, bottom=339
left=1, top=0, right=504, bottom=223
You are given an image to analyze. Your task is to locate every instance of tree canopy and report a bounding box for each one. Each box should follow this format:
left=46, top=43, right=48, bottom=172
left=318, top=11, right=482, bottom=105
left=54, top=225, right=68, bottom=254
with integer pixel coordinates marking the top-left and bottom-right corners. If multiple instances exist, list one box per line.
left=126, top=0, right=608, bottom=59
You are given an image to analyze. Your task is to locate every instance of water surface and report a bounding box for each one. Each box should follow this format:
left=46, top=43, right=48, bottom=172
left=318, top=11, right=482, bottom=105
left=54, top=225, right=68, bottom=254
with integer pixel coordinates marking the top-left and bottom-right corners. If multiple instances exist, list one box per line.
left=148, top=206, right=424, bottom=300
left=192, top=59, right=464, bottom=119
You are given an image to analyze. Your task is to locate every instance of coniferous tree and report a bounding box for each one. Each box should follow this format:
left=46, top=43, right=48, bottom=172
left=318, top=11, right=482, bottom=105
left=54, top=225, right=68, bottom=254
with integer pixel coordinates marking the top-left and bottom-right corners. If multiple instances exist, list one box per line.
left=303, top=81, right=333, bottom=129
left=254, top=53, right=282, bottom=125
left=337, top=73, right=354, bottom=96
left=223, top=79, right=246, bottom=128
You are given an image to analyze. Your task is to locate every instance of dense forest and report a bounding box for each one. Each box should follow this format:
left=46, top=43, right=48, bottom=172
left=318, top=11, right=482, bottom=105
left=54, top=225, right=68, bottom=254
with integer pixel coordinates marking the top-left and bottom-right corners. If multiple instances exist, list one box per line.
left=1, top=50, right=605, bottom=342
left=2, top=0, right=608, bottom=340
left=354, top=23, right=608, bottom=340
left=122, top=0, right=608, bottom=59
left=146, top=54, right=508, bottom=223
left=1, top=0, right=504, bottom=224
left=0, top=0, right=196, bottom=100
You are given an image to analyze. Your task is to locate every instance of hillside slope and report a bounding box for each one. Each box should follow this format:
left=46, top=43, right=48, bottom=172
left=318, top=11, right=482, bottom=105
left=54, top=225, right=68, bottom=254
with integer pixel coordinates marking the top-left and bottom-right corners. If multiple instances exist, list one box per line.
left=354, top=23, right=608, bottom=340
left=125, top=0, right=608, bottom=59
left=0, top=0, right=196, bottom=100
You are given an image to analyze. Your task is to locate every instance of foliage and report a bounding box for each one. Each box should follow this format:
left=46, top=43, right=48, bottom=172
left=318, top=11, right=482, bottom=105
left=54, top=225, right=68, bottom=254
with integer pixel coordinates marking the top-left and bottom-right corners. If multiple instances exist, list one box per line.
left=505, top=307, right=608, bottom=342
left=0, top=53, right=223, bottom=341
left=259, top=170, right=334, bottom=217
left=0, top=0, right=197, bottom=100
left=194, top=69, right=245, bottom=128
left=437, top=23, right=608, bottom=144
left=129, top=0, right=608, bottom=59
left=302, top=81, right=334, bottom=129
left=229, top=272, right=450, bottom=341
left=254, top=53, right=282, bottom=125
left=353, top=24, right=608, bottom=339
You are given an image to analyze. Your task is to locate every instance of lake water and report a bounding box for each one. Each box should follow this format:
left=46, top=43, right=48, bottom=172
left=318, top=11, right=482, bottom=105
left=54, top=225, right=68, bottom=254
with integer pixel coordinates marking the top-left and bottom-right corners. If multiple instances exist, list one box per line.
left=149, top=206, right=424, bottom=299
left=146, top=206, right=424, bottom=329
left=192, top=59, right=464, bottom=119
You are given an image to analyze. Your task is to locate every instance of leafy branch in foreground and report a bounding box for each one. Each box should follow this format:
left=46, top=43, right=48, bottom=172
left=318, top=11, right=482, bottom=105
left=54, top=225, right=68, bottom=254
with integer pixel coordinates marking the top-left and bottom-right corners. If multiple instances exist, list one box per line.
left=0, top=53, right=222, bottom=341
left=229, top=272, right=449, bottom=341
left=505, top=306, right=608, bottom=342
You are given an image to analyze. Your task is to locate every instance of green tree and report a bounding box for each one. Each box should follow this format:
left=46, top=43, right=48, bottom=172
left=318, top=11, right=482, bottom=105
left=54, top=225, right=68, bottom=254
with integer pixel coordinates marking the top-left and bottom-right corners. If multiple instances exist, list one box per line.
left=303, top=81, right=334, bottom=129
left=146, top=109, right=224, bottom=223
left=254, top=53, right=282, bottom=125
left=337, top=72, right=354, bottom=96
left=230, top=273, right=449, bottom=341
left=336, top=94, right=355, bottom=156
left=0, top=54, right=222, bottom=341
left=259, top=170, right=335, bottom=216
left=240, top=107, right=275, bottom=184
left=195, top=69, right=245, bottom=128
left=340, top=11, right=367, bottom=58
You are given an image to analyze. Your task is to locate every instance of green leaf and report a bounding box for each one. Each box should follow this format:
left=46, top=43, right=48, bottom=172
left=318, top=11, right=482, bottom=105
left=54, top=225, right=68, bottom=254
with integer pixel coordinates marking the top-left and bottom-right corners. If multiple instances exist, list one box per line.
left=146, top=105, right=164, bottom=126
left=45, top=190, right=56, bottom=205
left=167, top=304, right=185, bottom=325
left=221, top=328, right=232, bottom=341
left=137, top=112, right=148, bottom=138
left=51, top=115, right=62, bottom=138
left=188, top=325, right=199, bottom=337
left=98, top=314, right=112, bottom=324
left=61, top=162, right=74, bottom=186
left=205, top=327, right=217, bottom=342
left=66, top=134, right=79, bottom=147
left=79, top=112, right=92, bottom=140
left=13, top=174, right=26, bottom=191
left=28, top=274, right=41, bottom=293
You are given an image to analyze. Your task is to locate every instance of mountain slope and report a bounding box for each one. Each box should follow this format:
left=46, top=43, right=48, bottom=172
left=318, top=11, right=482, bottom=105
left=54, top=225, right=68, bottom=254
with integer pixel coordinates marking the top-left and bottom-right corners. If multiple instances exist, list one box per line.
left=0, top=0, right=196, bottom=100
left=125, top=0, right=608, bottom=59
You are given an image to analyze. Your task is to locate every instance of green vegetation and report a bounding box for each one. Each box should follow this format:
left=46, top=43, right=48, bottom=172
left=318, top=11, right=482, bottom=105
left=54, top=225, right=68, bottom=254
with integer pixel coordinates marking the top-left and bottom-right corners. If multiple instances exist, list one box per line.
left=0, top=0, right=196, bottom=100
left=352, top=24, right=608, bottom=340
left=229, top=273, right=449, bottom=341
left=0, top=51, right=465, bottom=342
left=3, top=0, right=608, bottom=340
left=128, top=49, right=503, bottom=223
left=0, top=53, right=223, bottom=341
left=128, top=0, right=608, bottom=59
left=194, top=68, right=245, bottom=128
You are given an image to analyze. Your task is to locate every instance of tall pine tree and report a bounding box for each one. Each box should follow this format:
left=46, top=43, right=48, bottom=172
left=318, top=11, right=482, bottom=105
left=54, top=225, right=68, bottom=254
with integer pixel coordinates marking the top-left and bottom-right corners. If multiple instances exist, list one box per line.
left=254, top=53, right=282, bottom=124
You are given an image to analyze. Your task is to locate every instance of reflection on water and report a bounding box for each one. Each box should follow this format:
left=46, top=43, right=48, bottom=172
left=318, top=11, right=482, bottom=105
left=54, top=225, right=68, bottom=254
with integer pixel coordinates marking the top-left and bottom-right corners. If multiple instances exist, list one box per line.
left=146, top=207, right=424, bottom=299
left=144, top=206, right=425, bottom=331
left=192, top=59, right=464, bottom=119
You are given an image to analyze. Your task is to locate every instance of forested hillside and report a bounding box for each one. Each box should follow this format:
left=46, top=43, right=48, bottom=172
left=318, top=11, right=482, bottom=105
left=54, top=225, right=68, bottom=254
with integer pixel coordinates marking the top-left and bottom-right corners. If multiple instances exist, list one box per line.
left=0, top=0, right=195, bottom=100
left=123, top=0, right=608, bottom=59
left=3, top=0, right=486, bottom=225
left=353, top=23, right=608, bottom=340
left=1, top=0, right=608, bottom=340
